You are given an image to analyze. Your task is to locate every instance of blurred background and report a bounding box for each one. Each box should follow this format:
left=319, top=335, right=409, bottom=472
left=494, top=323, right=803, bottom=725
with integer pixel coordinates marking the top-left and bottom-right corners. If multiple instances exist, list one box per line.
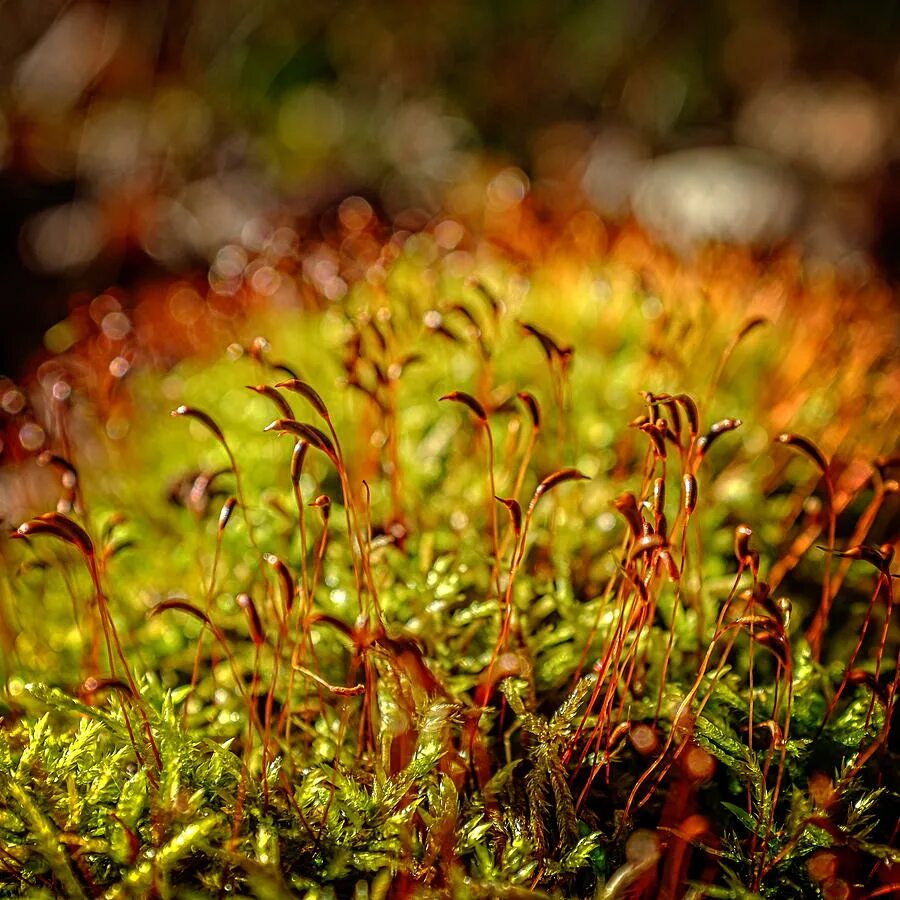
left=2, top=0, right=900, bottom=377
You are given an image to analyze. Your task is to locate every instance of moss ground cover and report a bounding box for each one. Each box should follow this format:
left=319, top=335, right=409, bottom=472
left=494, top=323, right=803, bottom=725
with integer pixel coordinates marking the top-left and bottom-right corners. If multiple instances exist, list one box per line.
left=0, top=213, right=898, bottom=897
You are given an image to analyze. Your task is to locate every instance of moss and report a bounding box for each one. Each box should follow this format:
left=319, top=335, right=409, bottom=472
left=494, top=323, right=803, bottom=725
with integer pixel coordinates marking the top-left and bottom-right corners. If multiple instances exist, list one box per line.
left=1, top=223, right=898, bottom=896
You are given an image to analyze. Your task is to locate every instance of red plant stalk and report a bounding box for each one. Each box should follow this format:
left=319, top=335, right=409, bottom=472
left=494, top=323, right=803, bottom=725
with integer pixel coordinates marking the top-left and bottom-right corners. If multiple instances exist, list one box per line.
left=14, top=516, right=162, bottom=775
left=617, top=561, right=755, bottom=828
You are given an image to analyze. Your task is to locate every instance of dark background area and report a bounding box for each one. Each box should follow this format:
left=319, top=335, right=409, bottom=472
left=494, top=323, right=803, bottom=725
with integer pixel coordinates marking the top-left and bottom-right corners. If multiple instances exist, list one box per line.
left=2, top=0, right=900, bottom=377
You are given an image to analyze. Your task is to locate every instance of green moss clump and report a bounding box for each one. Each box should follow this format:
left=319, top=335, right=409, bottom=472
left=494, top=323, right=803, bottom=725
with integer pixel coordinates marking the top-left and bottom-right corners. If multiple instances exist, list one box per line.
left=1, top=228, right=898, bottom=897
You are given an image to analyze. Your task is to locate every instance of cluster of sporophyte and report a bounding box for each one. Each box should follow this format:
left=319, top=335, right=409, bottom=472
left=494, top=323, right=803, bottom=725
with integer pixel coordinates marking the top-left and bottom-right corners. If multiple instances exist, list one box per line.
left=0, top=218, right=898, bottom=898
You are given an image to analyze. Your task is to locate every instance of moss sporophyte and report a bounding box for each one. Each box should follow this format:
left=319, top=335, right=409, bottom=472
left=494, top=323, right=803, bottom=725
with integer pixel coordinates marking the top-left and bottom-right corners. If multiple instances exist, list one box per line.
left=0, top=214, right=898, bottom=897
